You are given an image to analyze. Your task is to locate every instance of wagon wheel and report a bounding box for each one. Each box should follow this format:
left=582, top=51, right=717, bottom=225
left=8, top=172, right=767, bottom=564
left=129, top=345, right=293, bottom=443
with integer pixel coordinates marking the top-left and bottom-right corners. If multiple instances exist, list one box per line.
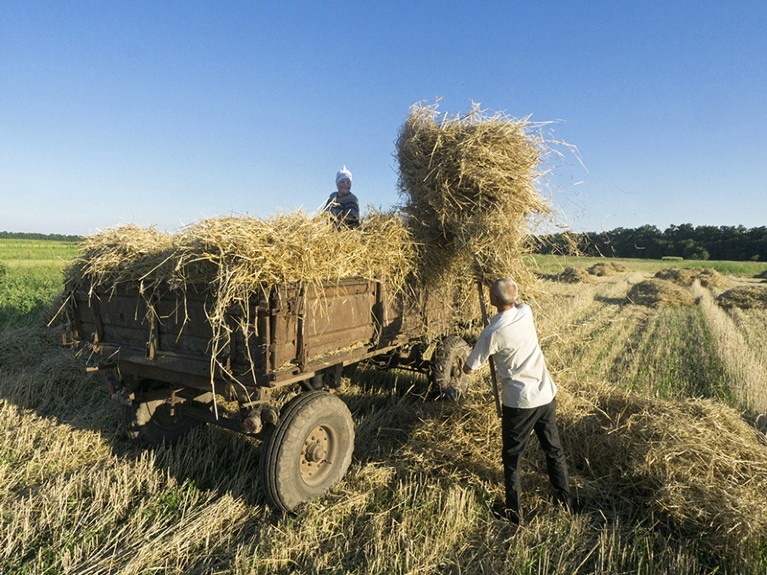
left=431, top=335, right=472, bottom=400
left=260, top=391, right=355, bottom=512
left=124, top=387, right=212, bottom=446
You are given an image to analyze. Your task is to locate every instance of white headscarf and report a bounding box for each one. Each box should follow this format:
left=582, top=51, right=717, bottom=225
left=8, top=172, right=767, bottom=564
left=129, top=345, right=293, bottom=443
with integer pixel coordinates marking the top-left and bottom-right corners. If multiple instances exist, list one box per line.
left=336, top=165, right=352, bottom=185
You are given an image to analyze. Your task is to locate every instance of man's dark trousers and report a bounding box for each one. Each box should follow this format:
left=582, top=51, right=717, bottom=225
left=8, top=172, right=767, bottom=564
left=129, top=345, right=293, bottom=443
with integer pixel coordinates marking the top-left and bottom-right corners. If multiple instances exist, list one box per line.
left=501, top=398, right=571, bottom=518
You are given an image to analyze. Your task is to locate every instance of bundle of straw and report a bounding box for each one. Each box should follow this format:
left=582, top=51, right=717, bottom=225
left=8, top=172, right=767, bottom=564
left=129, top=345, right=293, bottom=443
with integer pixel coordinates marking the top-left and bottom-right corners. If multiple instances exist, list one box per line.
left=626, top=279, right=696, bottom=307
left=716, top=286, right=767, bottom=309
left=654, top=267, right=728, bottom=289
left=396, top=101, right=550, bottom=287
left=587, top=261, right=628, bottom=276
left=556, top=266, right=592, bottom=284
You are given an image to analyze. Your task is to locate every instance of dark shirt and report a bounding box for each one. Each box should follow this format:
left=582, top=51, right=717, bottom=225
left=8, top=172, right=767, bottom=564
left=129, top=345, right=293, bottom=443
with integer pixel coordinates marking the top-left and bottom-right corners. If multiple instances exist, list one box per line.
left=324, top=191, right=360, bottom=227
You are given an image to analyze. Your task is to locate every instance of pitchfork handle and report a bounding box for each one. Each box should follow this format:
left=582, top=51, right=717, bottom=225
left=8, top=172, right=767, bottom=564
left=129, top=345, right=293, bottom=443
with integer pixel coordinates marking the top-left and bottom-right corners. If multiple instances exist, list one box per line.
left=477, top=282, right=502, bottom=419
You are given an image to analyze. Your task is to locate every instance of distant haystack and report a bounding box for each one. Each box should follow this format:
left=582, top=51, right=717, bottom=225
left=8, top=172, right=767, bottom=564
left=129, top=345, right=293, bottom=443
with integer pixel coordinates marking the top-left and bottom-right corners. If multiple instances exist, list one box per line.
left=626, top=279, right=696, bottom=307
left=716, top=286, right=767, bottom=309
left=654, top=267, right=728, bottom=289
left=587, top=261, right=628, bottom=276
left=556, top=266, right=592, bottom=284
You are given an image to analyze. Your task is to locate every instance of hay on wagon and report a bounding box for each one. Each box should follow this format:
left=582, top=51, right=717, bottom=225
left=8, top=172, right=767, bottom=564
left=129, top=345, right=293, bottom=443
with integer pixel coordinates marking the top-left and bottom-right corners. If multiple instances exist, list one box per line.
left=64, top=101, right=555, bottom=387
left=654, top=267, right=728, bottom=289
left=626, top=279, right=696, bottom=307
left=587, top=261, right=628, bottom=276
left=62, top=211, right=418, bottom=380
left=715, top=286, right=767, bottom=309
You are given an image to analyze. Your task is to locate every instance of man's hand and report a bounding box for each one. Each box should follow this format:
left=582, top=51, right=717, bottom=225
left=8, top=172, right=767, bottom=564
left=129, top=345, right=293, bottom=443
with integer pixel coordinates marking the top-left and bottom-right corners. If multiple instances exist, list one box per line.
left=463, top=363, right=475, bottom=375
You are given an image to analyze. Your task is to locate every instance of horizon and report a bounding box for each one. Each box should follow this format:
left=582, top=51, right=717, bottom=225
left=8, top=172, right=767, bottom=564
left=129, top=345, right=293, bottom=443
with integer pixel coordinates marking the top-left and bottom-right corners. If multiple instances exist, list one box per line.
left=2, top=219, right=766, bottom=240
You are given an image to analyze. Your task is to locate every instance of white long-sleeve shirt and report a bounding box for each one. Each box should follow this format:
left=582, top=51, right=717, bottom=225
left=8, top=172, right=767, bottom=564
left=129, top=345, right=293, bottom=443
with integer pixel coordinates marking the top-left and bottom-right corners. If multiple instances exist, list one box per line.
left=465, top=303, right=557, bottom=409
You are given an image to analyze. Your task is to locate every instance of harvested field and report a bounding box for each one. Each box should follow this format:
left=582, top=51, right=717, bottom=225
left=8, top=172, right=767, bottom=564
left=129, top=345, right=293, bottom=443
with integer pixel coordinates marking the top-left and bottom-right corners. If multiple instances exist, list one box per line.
left=587, top=261, right=628, bottom=276
left=716, top=286, right=767, bottom=309
left=654, top=267, right=728, bottom=289
left=626, top=279, right=696, bottom=307
left=4, top=250, right=767, bottom=573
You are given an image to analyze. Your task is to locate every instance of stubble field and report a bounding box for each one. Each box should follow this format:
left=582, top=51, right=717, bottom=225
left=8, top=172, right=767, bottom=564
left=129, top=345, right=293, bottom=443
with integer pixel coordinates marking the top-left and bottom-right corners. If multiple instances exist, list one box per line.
left=2, top=240, right=767, bottom=574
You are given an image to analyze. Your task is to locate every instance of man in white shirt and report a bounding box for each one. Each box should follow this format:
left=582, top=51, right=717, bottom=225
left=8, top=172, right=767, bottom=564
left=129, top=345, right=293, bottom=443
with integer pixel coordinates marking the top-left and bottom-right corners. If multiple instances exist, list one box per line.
left=463, top=278, right=572, bottom=523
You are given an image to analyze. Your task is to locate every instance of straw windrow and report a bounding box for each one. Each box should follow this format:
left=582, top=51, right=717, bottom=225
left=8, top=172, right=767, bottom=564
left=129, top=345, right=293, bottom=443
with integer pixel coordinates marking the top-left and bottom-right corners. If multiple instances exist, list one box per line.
left=655, top=267, right=729, bottom=289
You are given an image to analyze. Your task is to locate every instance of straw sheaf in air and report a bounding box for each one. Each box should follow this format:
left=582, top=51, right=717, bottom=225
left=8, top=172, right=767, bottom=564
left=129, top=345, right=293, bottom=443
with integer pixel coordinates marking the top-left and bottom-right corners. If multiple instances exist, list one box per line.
left=396, top=101, right=550, bottom=287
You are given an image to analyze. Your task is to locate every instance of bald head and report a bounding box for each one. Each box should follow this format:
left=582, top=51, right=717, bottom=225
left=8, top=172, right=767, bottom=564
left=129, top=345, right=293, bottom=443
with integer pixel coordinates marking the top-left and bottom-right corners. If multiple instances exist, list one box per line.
left=490, top=278, right=519, bottom=308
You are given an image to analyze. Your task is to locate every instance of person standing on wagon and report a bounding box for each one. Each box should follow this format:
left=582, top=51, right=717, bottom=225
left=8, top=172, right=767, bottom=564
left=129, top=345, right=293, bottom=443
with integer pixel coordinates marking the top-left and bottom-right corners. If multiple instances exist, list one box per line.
left=324, top=166, right=360, bottom=228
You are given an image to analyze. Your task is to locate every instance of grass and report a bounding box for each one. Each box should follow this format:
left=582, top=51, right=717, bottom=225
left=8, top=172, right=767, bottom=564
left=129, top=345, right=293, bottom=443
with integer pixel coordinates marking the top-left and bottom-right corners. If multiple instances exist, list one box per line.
left=2, top=240, right=767, bottom=573
left=0, top=239, right=80, bottom=261
left=0, top=239, right=79, bottom=328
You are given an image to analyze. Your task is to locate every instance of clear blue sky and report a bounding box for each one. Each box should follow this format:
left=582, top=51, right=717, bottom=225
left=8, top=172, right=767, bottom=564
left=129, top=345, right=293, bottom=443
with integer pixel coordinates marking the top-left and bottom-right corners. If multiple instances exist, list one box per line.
left=2, top=1, right=765, bottom=235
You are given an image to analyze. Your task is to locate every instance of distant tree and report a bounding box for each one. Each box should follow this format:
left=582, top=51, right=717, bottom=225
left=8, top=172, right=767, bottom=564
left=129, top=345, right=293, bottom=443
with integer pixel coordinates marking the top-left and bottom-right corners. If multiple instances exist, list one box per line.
left=0, top=231, right=82, bottom=242
left=534, top=223, right=765, bottom=262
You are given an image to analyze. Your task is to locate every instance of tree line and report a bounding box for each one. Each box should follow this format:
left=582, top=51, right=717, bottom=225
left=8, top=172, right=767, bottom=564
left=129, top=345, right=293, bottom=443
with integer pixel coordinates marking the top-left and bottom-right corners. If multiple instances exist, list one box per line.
left=0, top=231, right=82, bottom=242
left=536, top=224, right=767, bottom=262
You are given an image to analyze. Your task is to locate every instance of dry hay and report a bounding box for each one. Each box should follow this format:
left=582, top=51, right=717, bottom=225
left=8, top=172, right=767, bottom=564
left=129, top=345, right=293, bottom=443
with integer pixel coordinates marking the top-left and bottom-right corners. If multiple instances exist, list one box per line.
left=626, top=279, right=696, bottom=307
left=654, top=267, right=728, bottom=289
left=715, top=286, right=767, bottom=309
left=67, top=211, right=415, bottom=296
left=61, top=211, right=417, bottom=383
left=555, top=266, right=592, bottom=284
left=560, top=380, right=767, bottom=555
left=587, top=261, right=628, bottom=276
left=396, top=101, right=551, bottom=290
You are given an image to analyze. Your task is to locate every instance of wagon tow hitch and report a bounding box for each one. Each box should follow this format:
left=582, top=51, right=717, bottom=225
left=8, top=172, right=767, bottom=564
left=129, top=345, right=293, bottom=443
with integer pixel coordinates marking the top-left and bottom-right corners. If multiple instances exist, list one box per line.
left=85, top=362, right=118, bottom=373
left=103, top=373, right=134, bottom=406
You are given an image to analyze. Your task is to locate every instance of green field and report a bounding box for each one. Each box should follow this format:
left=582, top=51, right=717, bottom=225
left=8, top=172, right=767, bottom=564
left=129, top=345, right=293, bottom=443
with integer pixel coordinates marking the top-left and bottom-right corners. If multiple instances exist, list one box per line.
left=0, top=239, right=80, bottom=328
left=2, top=239, right=767, bottom=574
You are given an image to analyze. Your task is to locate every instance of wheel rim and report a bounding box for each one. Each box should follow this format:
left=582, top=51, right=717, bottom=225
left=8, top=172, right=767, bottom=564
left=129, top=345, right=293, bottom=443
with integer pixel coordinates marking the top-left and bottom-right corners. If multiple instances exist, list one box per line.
left=150, top=401, right=189, bottom=432
left=299, top=424, right=338, bottom=487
